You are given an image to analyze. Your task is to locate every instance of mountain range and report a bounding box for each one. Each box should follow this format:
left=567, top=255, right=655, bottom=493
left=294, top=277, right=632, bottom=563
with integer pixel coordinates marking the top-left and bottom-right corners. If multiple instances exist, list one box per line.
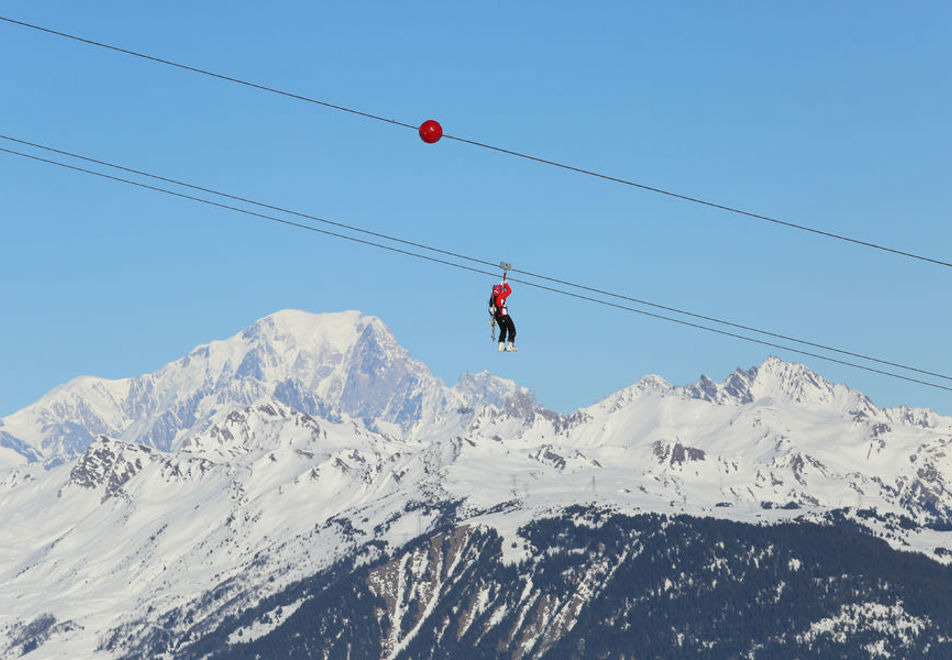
left=2, top=310, right=951, bottom=658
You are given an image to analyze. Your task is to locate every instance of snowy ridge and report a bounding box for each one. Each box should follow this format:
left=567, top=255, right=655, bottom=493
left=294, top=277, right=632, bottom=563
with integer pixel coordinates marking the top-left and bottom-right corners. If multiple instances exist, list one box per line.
left=616, top=356, right=879, bottom=415
left=0, top=310, right=546, bottom=469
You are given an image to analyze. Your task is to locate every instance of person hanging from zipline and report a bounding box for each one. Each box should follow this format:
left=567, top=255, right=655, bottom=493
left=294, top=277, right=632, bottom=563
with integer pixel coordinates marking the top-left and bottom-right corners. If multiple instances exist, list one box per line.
left=490, top=267, right=518, bottom=352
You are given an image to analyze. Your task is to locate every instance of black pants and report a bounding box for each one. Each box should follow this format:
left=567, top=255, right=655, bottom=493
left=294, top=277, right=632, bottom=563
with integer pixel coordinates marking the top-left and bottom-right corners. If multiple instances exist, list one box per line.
left=497, top=315, right=516, bottom=343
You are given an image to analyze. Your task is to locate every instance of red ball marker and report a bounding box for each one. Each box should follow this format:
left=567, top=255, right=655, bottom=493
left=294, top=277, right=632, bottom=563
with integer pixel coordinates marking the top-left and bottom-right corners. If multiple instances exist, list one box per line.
left=419, top=119, right=443, bottom=144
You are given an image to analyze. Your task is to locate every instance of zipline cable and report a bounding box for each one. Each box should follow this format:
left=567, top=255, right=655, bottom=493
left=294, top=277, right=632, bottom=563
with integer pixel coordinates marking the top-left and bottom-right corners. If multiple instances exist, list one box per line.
left=0, top=133, right=493, bottom=272
left=2, top=15, right=950, bottom=271
left=1, top=132, right=949, bottom=385
left=510, top=265, right=952, bottom=384
left=2, top=144, right=950, bottom=394
left=0, top=16, right=417, bottom=132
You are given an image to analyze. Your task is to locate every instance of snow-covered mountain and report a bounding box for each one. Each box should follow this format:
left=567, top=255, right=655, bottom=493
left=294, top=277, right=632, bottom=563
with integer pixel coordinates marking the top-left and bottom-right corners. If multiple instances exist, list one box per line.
left=0, top=310, right=544, bottom=469
left=2, top=309, right=952, bottom=658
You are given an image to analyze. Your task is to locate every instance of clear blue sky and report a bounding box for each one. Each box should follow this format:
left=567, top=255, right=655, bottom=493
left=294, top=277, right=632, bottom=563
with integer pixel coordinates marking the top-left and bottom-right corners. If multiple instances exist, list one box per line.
left=2, top=2, right=951, bottom=416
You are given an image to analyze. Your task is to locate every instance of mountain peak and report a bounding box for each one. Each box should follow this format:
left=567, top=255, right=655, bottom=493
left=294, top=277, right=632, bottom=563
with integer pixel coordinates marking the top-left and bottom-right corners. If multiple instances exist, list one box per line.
left=233, top=309, right=389, bottom=359
left=747, top=355, right=843, bottom=404
left=244, top=309, right=377, bottom=338
left=454, top=371, right=535, bottom=410
left=684, top=356, right=877, bottom=413
left=0, top=310, right=436, bottom=466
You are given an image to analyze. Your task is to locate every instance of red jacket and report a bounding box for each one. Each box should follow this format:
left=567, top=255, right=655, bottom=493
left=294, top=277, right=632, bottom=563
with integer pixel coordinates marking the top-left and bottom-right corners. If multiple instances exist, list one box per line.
left=494, top=282, right=511, bottom=317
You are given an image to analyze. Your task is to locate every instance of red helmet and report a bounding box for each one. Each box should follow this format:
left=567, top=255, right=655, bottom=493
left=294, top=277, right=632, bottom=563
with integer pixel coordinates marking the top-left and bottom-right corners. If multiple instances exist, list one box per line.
left=492, top=285, right=502, bottom=295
